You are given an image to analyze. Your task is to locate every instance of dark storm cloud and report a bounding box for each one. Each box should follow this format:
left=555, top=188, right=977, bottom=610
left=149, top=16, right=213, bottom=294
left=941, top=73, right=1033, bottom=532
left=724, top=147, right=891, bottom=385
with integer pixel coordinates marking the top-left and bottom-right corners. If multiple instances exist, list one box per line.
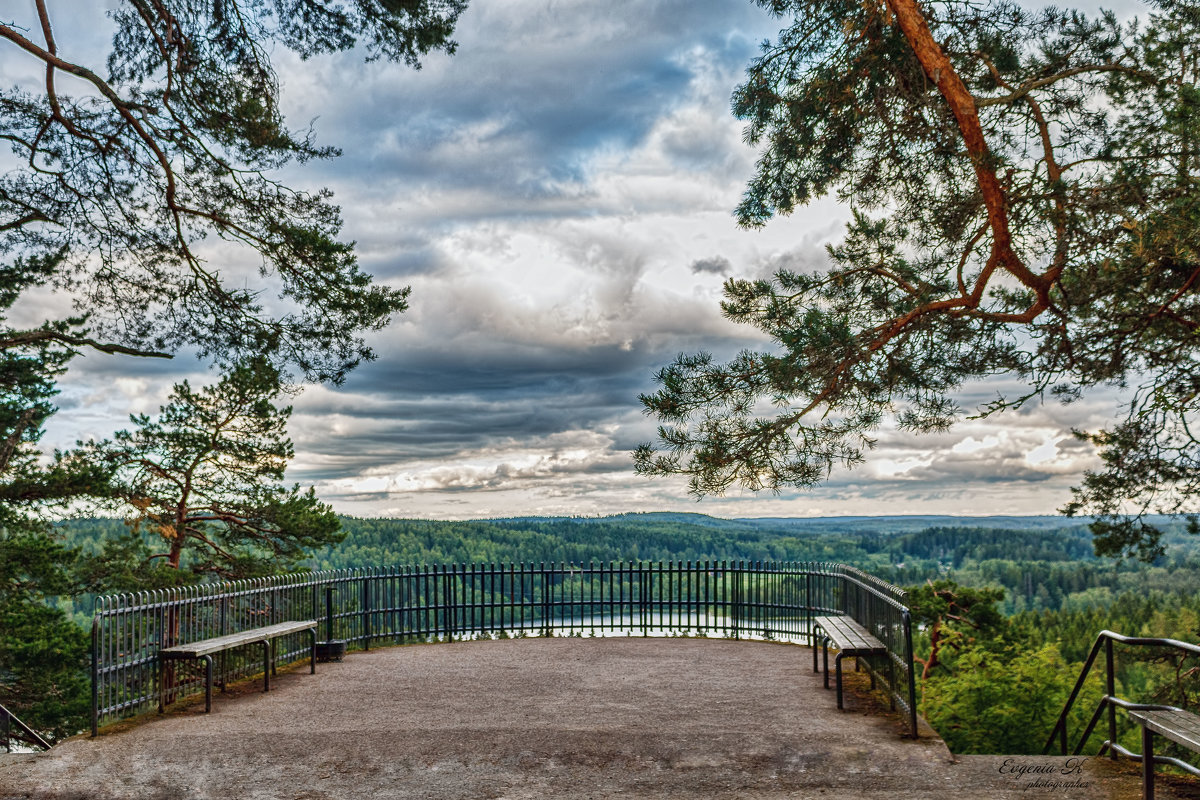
left=290, top=329, right=748, bottom=480
left=689, top=256, right=732, bottom=275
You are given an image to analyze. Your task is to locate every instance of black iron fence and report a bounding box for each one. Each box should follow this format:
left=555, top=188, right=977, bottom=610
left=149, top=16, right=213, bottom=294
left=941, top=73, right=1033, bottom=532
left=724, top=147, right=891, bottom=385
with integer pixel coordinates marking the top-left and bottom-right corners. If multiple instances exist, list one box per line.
left=92, top=561, right=916, bottom=735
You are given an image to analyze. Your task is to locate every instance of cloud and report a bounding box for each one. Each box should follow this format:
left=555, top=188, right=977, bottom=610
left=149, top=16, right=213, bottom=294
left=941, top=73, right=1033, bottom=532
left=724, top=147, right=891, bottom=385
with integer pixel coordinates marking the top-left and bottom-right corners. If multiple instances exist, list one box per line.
left=29, top=0, right=1134, bottom=521
left=689, top=256, right=732, bottom=275
left=278, top=0, right=776, bottom=225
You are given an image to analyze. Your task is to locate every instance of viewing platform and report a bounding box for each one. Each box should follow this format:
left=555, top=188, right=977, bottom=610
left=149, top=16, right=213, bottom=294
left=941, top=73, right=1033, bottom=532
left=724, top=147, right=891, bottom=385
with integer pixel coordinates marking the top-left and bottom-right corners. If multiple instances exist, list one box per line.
left=1, top=637, right=1189, bottom=799
left=4, top=562, right=1195, bottom=798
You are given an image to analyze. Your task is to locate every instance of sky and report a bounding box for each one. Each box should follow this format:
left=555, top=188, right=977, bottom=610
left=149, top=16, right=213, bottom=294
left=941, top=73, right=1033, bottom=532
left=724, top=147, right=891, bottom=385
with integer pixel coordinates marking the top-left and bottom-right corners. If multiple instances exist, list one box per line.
left=16, top=0, right=1138, bottom=520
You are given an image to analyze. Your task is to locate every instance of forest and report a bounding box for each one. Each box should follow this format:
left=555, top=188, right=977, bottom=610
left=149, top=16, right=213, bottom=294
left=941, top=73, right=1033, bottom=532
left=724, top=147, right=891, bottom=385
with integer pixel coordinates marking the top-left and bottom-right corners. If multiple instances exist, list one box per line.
left=52, top=513, right=1200, bottom=758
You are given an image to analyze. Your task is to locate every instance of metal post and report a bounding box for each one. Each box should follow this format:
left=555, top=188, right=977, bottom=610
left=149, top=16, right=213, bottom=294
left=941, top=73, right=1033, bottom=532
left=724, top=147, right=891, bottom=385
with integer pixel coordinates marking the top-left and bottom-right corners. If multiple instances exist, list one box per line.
left=445, top=565, right=455, bottom=639
left=1143, top=725, right=1156, bottom=800
left=639, top=567, right=648, bottom=636
left=541, top=563, right=550, bottom=636
left=312, top=582, right=319, bottom=637
left=325, top=586, right=336, bottom=643
left=732, top=563, right=741, bottom=640
left=90, top=616, right=99, bottom=737
left=903, top=608, right=918, bottom=739
left=806, top=570, right=813, bottom=646
left=1106, top=637, right=1117, bottom=760
left=204, top=656, right=213, bottom=712
left=362, top=575, right=372, bottom=650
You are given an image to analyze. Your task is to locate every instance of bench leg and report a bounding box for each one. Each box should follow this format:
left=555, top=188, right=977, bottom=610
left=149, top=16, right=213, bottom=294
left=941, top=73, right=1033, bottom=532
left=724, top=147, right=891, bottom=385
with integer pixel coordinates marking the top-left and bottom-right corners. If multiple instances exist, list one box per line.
left=309, top=629, right=317, bottom=674
left=158, top=658, right=165, bottom=714
left=262, top=641, right=271, bottom=692
left=835, top=653, right=846, bottom=709
left=823, top=641, right=831, bottom=689
left=203, top=655, right=213, bottom=713
left=1143, top=725, right=1155, bottom=800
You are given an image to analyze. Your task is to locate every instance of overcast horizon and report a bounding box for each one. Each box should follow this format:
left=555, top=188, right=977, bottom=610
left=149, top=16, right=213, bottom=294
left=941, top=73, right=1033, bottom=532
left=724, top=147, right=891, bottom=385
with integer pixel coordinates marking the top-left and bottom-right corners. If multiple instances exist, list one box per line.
left=14, top=0, right=1144, bottom=521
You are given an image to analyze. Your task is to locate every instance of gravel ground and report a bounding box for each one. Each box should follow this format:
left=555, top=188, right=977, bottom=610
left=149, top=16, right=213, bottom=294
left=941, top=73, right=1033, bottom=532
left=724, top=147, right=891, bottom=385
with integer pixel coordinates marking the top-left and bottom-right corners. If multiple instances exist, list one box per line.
left=1, top=637, right=1195, bottom=800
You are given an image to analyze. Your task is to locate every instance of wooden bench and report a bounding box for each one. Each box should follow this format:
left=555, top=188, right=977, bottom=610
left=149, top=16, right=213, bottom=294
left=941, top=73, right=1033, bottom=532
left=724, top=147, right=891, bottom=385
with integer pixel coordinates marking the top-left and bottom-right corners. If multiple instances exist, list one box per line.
left=159, top=620, right=317, bottom=714
left=1127, top=708, right=1200, bottom=799
left=812, top=615, right=887, bottom=710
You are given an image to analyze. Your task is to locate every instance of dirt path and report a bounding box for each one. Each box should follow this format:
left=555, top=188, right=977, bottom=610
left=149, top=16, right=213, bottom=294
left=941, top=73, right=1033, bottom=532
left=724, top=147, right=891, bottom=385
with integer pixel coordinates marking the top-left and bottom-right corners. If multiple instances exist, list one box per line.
left=1, top=637, right=1192, bottom=799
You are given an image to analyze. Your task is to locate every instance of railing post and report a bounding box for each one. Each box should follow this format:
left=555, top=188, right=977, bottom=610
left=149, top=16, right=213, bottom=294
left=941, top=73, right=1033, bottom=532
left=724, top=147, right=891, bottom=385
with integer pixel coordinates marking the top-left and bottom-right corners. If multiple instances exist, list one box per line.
left=732, top=562, right=741, bottom=640
left=903, top=608, right=918, bottom=738
left=805, top=569, right=813, bottom=646
left=440, top=565, right=448, bottom=638
left=1143, top=724, right=1156, bottom=800
left=312, top=578, right=321, bottom=633
left=90, top=614, right=99, bottom=737
left=1106, top=636, right=1117, bottom=759
left=538, top=563, right=547, bottom=635
left=218, top=594, right=229, bottom=691
left=639, top=565, right=648, bottom=636
left=325, top=586, right=337, bottom=643
left=362, top=573, right=372, bottom=651
left=448, top=564, right=458, bottom=639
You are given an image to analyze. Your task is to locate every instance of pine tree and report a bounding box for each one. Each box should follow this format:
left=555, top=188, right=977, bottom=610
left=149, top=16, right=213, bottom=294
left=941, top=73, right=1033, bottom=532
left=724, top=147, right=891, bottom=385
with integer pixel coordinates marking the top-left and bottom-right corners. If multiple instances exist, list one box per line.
left=78, top=359, right=343, bottom=587
left=638, top=0, right=1200, bottom=560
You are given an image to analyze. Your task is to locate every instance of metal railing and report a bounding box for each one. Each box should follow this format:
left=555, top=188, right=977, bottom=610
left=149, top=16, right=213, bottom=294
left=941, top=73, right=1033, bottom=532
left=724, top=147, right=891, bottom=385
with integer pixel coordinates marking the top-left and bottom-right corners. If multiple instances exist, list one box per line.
left=92, top=561, right=917, bottom=736
left=1043, top=629, right=1200, bottom=778
left=838, top=565, right=920, bottom=738
left=1, top=702, right=52, bottom=752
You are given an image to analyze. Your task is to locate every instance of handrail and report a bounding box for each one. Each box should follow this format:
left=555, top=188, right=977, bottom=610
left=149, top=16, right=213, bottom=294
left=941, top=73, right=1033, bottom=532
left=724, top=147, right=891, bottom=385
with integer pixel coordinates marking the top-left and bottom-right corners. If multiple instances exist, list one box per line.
left=1043, top=630, right=1200, bottom=757
left=1, top=702, right=52, bottom=752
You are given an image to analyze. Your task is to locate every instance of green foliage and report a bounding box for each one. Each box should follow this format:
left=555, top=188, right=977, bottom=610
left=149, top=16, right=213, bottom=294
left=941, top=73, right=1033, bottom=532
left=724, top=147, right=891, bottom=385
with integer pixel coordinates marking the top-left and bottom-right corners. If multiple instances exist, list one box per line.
left=287, top=516, right=1200, bottom=618
left=912, top=586, right=1200, bottom=756
left=77, top=359, right=342, bottom=588
left=906, top=579, right=1005, bottom=678
left=637, top=0, right=1200, bottom=560
left=921, top=643, right=1102, bottom=755
left=0, top=254, right=111, bottom=514
left=0, top=525, right=89, bottom=745
left=304, top=514, right=903, bottom=569
left=907, top=580, right=1006, bottom=634
left=0, top=256, right=100, bottom=745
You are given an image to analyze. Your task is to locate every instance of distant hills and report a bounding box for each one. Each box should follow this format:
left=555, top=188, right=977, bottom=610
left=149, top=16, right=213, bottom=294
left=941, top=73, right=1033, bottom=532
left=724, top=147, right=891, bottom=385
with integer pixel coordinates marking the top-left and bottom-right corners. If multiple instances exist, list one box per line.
left=482, top=511, right=1079, bottom=534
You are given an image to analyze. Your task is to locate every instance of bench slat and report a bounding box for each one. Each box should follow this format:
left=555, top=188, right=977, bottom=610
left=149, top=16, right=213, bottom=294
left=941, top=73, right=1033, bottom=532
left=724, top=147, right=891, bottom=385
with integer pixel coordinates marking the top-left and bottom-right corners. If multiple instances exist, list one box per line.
left=813, top=615, right=886, bottom=653
left=161, top=620, right=317, bottom=658
left=1130, top=709, right=1200, bottom=752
